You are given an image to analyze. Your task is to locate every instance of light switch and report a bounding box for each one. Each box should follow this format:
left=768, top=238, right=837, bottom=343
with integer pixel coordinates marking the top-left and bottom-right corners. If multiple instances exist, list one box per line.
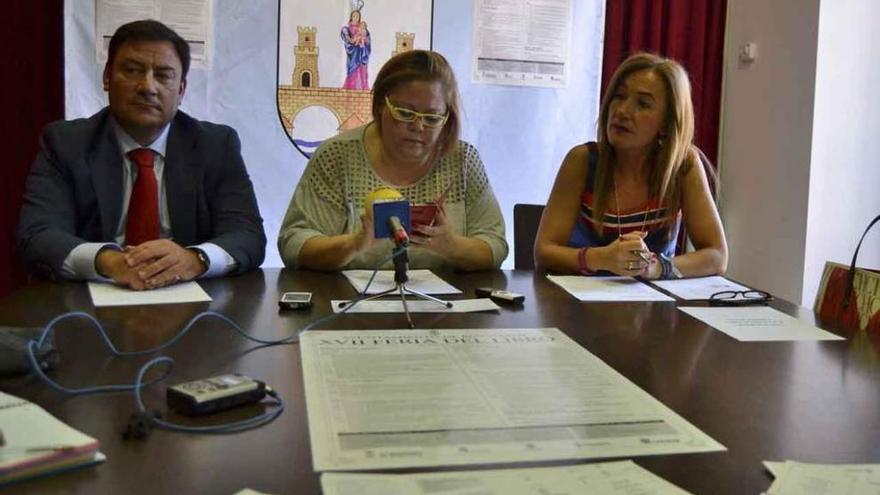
left=739, top=42, right=758, bottom=63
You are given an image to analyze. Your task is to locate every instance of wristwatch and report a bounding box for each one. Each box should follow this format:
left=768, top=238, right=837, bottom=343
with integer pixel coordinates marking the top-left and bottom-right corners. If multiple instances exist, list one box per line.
left=190, top=248, right=210, bottom=274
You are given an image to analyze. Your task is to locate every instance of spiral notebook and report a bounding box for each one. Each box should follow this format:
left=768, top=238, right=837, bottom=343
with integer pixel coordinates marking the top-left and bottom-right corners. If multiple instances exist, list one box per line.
left=0, top=392, right=104, bottom=486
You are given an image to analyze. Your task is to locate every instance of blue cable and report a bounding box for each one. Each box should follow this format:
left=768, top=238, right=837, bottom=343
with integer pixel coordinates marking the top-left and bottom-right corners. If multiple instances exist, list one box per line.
left=26, top=246, right=400, bottom=395
left=24, top=247, right=402, bottom=434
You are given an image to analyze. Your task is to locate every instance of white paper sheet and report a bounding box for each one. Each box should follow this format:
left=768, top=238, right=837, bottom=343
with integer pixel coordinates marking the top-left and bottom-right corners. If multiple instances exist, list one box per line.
left=679, top=307, right=844, bottom=342
left=88, top=281, right=212, bottom=307
left=765, top=461, right=880, bottom=495
left=332, top=299, right=500, bottom=314
left=471, top=0, right=573, bottom=88
left=764, top=460, right=786, bottom=478
left=342, top=270, right=462, bottom=295
left=321, top=460, right=692, bottom=495
left=547, top=275, right=674, bottom=302
left=301, top=327, right=724, bottom=471
left=651, top=276, right=754, bottom=300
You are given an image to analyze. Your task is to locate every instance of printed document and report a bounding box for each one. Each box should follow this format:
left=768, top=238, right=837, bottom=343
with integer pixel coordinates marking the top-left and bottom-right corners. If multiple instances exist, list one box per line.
left=332, top=299, right=499, bottom=314
left=95, top=0, right=213, bottom=68
left=764, top=461, right=880, bottom=494
left=679, top=307, right=844, bottom=342
left=343, top=270, right=462, bottom=295
left=652, top=276, right=753, bottom=300
left=301, top=327, right=724, bottom=470
left=547, top=275, right=674, bottom=302
left=321, top=460, right=692, bottom=495
left=88, top=281, right=212, bottom=307
left=472, top=0, right=573, bottom=88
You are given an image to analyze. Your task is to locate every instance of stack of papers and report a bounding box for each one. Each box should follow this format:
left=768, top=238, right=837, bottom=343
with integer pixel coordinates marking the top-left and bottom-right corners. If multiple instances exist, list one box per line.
left=0, top=392, right=105, bottom=486
left=764, top=461, right=880, bottom=494
left=546, top=275, right=673, bottom=301
left=322, top=461, right=693, bottom=494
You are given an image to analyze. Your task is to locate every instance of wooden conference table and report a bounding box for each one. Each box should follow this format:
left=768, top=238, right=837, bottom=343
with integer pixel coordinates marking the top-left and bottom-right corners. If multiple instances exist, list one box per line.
left=1, top=269, right=877, bottom=494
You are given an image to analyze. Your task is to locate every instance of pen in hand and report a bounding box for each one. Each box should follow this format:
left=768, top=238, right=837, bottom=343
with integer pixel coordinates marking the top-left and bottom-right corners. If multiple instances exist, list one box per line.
left=631, top=250, right=652, bottom=264
left=428, top=183, right=453, bottom=227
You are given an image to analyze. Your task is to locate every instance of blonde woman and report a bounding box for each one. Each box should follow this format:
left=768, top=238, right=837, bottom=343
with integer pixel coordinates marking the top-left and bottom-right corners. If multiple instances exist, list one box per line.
left=535, top=53, right=727, bottom=279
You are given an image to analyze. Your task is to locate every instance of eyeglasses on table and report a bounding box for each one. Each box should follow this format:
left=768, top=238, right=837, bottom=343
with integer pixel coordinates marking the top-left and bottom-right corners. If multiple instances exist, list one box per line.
left=708, top=290, right=774, bottom=306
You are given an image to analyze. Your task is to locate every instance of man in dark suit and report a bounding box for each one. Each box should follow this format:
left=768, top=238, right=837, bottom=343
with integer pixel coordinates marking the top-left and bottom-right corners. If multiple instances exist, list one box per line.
left=18, top=20, right=265, bottom=289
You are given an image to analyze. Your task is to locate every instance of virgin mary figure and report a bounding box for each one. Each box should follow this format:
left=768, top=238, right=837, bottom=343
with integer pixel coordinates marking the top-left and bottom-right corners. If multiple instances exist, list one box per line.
left=341, top=9, right=371, bottom=90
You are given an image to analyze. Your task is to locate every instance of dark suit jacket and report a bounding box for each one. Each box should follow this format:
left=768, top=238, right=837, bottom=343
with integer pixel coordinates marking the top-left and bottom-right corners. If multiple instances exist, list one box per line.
left=18, top=108, right=266, bottom=279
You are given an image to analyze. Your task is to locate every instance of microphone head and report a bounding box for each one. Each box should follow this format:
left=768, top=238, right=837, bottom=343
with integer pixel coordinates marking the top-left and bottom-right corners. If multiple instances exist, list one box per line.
left=364, top=188, right=403, bottom=215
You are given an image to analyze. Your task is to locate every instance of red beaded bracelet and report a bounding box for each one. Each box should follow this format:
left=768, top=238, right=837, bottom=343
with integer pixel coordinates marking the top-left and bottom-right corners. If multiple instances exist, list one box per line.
left=577, top=247, right=594, bottom=275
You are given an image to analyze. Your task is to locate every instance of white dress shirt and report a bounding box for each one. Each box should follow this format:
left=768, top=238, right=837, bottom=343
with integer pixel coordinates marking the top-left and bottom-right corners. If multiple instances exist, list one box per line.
left=61, top=119, right=237, bottom=280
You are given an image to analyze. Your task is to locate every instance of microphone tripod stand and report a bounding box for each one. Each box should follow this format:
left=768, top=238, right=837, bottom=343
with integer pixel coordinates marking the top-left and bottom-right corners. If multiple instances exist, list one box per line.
left=342, top=244, right=452, bottom=328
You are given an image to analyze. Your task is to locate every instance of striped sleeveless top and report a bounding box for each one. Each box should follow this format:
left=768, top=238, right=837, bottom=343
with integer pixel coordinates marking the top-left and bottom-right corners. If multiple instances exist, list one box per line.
left=568, top=143, right=680, bottom=257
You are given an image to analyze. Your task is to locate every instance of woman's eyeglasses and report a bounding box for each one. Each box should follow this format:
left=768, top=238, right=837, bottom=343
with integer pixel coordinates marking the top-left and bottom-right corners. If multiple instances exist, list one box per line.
left=709, top=290, right=774, bottom=306
left=385, top=97, right=449, bottom=128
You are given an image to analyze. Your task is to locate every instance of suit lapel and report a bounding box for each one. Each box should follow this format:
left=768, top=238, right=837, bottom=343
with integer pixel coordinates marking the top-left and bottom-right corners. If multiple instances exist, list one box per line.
left=165, top=117, right=198, bottom=245
left=88, top=114, right=124, bottom=241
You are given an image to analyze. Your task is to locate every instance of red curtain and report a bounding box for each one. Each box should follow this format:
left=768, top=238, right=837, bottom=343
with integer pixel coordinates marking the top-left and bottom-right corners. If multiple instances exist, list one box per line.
left=0, top=4, right=64, bottom=297
left=602, top=0, right=727, bottom=166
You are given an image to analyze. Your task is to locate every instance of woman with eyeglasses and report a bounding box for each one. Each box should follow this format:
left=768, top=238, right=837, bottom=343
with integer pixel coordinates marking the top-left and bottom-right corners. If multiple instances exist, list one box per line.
left=279, top=50, right=507, bottom=271
left=534, top=53, right=728, bottom=279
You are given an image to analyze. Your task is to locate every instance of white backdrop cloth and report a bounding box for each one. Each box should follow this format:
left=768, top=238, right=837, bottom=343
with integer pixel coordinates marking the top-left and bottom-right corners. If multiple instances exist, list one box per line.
left=64, top=0, right=605, bottom=268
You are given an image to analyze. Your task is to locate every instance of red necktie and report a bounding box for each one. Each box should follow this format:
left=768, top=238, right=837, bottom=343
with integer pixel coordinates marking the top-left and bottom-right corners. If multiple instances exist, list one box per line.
left=125, top=148, right=160, bottom=246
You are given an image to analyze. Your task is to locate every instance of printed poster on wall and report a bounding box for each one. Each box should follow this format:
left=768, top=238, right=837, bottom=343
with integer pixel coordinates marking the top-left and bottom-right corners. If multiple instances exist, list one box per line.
left=95, top=0, right=213, bottom=69
left=472, top=0, right=572, bottom=88
left=277, top=0, right=434, bottom=157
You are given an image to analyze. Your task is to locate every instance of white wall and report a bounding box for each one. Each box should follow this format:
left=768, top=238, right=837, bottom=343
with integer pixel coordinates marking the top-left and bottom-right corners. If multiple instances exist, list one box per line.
left=720, top=0, right=880, bottom=307
left=65, top=0, right=606, bottom=269
left=803, top=0, right=880, bottom=307
left=438, top=0, right=605, bottom=266
left=718, top=0, right=821, bottom=304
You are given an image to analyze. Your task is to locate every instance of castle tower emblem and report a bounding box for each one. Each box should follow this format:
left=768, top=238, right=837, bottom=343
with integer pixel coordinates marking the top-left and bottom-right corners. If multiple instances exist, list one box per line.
left=393, top=32, right=415, bottom=57
left=293, top=26, right=319, bottom=88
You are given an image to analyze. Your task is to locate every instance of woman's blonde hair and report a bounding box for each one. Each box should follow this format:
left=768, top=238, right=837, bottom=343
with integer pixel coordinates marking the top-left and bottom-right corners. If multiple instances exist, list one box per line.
left=593, top=52, right=702, bottom=233
left=371, top=50, right=462, bottom=158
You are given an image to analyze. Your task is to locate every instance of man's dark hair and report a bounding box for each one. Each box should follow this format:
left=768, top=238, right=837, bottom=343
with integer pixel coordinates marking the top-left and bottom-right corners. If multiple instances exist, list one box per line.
left=107, top=19, right=190, bottom=79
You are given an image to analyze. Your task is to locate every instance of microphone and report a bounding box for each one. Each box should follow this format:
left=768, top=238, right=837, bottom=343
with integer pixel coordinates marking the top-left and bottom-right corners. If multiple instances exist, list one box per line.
left=364, top=188, right=411, bottom=242
left=364, top=187, right=403, bottom=214
left=387, top=216, right=409, bottom=247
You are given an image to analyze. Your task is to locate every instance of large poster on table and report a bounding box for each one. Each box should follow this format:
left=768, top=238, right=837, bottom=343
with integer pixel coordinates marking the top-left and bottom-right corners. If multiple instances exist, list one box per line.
left=277, top=0, right=434, bottom=157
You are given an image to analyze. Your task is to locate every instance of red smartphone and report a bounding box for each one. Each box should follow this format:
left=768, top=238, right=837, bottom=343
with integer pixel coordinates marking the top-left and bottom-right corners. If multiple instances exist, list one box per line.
left=410, top=204, right=439, bottom=230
